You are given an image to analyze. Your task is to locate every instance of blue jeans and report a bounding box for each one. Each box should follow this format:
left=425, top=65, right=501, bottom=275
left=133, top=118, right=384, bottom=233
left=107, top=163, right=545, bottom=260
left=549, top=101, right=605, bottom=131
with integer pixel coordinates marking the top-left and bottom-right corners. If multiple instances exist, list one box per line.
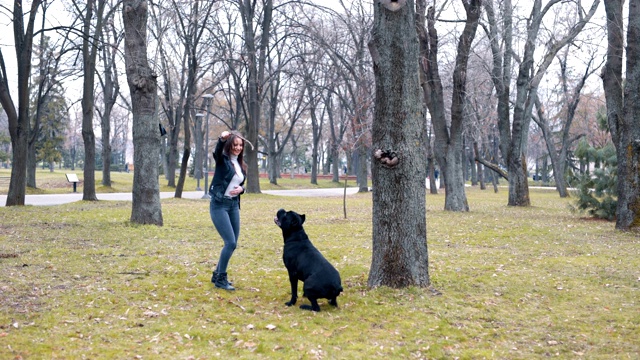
left=210, top=197, right=240, bottom=274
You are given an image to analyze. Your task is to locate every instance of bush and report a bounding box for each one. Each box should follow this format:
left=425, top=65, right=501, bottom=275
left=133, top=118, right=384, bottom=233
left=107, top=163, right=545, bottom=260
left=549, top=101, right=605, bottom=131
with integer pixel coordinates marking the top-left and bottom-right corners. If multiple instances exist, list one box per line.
left=569, top=143, right=617, bottom=220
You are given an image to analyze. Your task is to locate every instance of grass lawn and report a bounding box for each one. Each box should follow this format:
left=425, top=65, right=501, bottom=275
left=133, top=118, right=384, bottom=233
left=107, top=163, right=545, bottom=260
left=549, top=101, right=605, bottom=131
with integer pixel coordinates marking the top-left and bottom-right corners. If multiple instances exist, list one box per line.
left=0, top=178, right=638, bottom=358
left=0, top=168, right=350, bottom=195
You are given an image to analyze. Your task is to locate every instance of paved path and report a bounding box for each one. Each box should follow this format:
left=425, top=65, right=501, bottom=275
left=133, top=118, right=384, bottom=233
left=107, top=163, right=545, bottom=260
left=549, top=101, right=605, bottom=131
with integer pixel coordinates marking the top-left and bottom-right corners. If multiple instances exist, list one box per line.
left=0, top=187, right=360, bottom=207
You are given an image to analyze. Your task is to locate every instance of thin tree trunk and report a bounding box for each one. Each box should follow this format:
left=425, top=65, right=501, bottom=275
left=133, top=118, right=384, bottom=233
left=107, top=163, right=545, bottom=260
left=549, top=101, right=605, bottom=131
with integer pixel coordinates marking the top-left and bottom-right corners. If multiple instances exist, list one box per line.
left=81, top=0, right=106, bottom=201
left=419, top=0, right=480, bottom=211
left=100, top=13, right=121, bottom=188
left=474, top=141, right=486, bottom=190
left=533, top=96, right=569, bottom=197
left=28, top=11, right=49, bottom=189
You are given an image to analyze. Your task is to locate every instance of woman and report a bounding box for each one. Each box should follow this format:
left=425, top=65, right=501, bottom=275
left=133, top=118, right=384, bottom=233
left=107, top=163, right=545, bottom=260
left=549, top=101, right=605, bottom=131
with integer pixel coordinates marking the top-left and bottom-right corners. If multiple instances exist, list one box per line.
left=208, top=130, right=246, bottom=291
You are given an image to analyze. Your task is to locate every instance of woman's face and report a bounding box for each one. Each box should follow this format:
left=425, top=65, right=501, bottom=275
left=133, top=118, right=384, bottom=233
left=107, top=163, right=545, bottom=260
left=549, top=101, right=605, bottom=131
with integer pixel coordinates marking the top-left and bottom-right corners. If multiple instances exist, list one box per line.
left=230, top=137, right=244, bottom=156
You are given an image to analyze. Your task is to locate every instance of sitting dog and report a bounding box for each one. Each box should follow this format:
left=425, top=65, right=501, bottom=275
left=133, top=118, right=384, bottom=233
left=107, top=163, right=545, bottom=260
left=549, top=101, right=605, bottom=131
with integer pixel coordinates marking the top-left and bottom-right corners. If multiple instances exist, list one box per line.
left=274, top=209, right=343, bottom=312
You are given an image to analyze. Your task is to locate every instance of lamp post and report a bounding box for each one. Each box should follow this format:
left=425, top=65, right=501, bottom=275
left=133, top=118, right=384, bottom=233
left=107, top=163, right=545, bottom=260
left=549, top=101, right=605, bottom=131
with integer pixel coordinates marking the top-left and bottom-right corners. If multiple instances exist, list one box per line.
left=201, top=93, right=214, bottom=199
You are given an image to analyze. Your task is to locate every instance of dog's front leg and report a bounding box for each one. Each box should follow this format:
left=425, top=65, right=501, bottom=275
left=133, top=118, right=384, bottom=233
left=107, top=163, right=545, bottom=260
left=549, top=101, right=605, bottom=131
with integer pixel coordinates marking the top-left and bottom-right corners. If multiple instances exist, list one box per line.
left=285, top=272, right=298, bottom=306
left=300, top=298, right=320, bottom=312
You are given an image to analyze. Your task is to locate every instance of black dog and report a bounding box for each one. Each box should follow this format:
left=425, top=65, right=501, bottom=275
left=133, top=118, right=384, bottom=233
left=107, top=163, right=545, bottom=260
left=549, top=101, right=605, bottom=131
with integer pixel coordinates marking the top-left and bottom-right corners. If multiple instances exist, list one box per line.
left=274, top=209, right=343, bottom=312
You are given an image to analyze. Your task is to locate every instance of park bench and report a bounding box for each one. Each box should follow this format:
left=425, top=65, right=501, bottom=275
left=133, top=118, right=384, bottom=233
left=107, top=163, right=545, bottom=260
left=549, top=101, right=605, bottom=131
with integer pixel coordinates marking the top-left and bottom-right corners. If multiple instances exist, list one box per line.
left=0, top=176, right=9, bottom=187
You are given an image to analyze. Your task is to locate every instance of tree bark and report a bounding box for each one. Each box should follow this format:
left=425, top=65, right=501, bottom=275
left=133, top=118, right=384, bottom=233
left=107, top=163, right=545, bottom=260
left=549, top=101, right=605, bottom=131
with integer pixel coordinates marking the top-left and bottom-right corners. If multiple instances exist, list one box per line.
left=123, top=0, right=163, bottom=225
left=602, top=0, right=623, bottom=148
left=307, top=82, right=324, bottom=186
left=484, top=0, right=599, bottom=206
left=417, top=1, right=446, bottom=198
left=605, top=0, right=640, bottom=230
left=170, top=0, right=215, bottom=198
left=100, top=8, right=121, bottom=187
left=239, top=0, right=272, bottom=194
left=419, top=0, right=480, bottom=211
left=28, top=11, right=49, bottom=189
left=81, top=0, right=106, bottom=201
left=368, top=0, right=429, bottom=288
left=0, top=0, right=42, bottom=206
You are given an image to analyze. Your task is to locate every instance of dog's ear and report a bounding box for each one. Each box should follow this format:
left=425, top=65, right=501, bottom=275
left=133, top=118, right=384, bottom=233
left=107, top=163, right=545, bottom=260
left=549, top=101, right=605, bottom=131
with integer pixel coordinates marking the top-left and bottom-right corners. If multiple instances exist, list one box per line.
left=300, top=214, right=305, bottom=225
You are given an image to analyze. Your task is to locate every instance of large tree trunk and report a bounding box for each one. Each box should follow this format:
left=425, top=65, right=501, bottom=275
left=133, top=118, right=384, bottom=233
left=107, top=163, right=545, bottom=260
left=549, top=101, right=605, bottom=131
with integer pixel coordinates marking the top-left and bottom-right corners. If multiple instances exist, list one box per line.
left=604, top=0, right=640, bottom=230
left=123, top=0, right=163, bottom=226
left=0, top=0, right=42, bottom=206
left=602, top=0, right=623, bottom=148
left=367, top=0, right=429, bottom=288
left=619, top=10, right=640, bottom=230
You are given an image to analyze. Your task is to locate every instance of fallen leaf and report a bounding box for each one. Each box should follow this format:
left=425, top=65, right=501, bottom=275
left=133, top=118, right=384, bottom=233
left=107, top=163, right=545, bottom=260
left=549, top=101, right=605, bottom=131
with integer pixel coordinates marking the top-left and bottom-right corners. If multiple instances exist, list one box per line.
left=143, top=310, right=159, bottom=318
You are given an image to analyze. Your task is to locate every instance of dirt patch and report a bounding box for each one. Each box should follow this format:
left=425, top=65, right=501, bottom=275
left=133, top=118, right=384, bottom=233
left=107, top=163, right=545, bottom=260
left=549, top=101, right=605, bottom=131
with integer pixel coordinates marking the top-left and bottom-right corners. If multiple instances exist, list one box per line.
left=39, top=179, right=81, bottom=190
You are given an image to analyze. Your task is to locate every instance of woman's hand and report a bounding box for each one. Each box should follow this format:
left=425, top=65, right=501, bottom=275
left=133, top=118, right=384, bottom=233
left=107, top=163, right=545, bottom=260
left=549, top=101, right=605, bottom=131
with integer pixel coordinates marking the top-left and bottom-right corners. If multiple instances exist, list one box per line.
left=229, top=186, right=243, bottom=196
left=221, top=131, right=230, bottom=140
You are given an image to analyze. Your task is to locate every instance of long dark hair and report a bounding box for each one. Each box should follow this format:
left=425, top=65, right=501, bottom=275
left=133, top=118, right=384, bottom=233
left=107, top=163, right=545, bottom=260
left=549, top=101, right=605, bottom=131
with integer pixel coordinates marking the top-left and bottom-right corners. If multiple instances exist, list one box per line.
left=223, top=131, right=247, bottom=171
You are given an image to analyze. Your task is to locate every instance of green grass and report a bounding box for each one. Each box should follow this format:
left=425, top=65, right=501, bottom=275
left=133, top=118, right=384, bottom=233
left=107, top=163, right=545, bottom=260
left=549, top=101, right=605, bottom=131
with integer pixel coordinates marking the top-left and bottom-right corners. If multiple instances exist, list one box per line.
left=0, top=168, right=349, bottom=195
left=0, top=184, right=638, bottom=359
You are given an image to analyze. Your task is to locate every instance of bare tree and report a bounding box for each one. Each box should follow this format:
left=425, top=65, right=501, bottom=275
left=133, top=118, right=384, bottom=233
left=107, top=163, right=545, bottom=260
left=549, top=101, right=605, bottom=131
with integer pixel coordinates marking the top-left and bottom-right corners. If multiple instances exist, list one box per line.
left=325, top=81, right=349, bottom=183
left=367, top=0, right=429, bottom=288
left=0, top=0, right=43, bottom=206
left=171, top=0, right=216, bottom=198
left=28, top=8, right=74, bottom=188
left=484, top=0, right=600, bottom=206
left=302, top=1, right=374, bottom=192
left=601, top=0, right=640, bottom=231
left=237, top=0, right=273, bottom=194
left=300, top=54, right=328, bottom=185
left=149, top=0, right=217, bottom=196
left=264, top=62, right=305, bottom=185
left=418, top=0, right=482, bottom=211
left=533, top=48, right=599, bottom=197
left=123, top=0, right=163, bottom=225
left=148, top=1, right=178, bottom=185
left=79, top=0, right=107, bottom=201
left=97, top=0, right=123, bottom=186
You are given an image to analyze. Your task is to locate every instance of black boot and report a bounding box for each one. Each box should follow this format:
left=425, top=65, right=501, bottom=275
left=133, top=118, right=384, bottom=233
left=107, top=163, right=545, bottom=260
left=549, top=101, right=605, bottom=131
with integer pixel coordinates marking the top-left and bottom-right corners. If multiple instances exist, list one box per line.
left=214, top=272, right=235, bottom=291
left=211, top=271, right=233, bottom=285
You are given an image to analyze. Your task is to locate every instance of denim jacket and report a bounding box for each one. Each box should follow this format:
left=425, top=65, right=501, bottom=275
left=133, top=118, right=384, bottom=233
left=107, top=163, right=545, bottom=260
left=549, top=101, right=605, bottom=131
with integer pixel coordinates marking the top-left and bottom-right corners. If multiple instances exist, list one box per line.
left=208, top=137, right=246, bottom=207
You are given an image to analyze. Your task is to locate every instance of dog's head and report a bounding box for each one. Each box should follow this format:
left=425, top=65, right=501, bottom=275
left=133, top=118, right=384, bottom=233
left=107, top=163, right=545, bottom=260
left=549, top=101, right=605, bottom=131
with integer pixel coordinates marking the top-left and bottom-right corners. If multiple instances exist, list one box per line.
left=274, top=209, right=305, bottom=233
